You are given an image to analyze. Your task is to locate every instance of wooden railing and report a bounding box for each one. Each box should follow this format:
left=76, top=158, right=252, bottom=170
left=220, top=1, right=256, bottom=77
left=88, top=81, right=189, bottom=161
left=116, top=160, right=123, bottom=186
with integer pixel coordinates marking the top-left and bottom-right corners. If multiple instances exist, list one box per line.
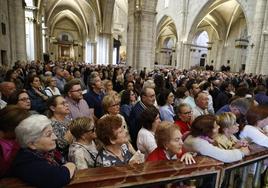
left=0, top=144, right=267, bottom=188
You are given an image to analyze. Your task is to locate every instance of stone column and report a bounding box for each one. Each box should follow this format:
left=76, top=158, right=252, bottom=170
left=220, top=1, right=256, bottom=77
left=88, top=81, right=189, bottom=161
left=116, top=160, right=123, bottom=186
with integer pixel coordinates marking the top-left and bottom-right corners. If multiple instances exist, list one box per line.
left=176, top=41, right=183, bottom=69
left=127, top=0, right=157, bottom=71
left=246, top=0, right=267, bottom=74
left=14, top=0, right=27, bottom=61
left=213, top=40, right=224, bottom=71
left=85, top=41, right=97, bottom=64
left=97, top=33, right=113, bottom=65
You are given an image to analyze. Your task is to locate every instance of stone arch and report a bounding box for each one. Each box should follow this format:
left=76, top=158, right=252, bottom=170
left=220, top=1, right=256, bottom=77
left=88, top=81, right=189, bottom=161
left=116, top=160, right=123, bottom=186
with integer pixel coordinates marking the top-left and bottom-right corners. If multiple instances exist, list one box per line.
left=155, top=15, right=178, bottom=66
left=187, top=0, right=250, bottom=43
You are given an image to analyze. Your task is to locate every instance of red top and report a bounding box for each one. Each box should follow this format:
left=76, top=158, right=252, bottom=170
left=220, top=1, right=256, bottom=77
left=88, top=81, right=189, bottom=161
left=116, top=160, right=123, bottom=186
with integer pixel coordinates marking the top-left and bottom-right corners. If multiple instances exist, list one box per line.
left=0, top=139, right=20, bottom=177
left=174, top=120, right=191, bottom=135
left=146, top=147, right=184, bottom=162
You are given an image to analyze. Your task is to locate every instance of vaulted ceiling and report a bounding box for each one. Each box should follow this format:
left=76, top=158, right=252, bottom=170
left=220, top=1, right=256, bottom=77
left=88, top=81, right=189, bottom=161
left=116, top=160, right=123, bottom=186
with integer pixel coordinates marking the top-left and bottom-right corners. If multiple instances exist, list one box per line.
left=197, top=0, right=245, bottom=40
left=36, top=0, right=115, bottom=41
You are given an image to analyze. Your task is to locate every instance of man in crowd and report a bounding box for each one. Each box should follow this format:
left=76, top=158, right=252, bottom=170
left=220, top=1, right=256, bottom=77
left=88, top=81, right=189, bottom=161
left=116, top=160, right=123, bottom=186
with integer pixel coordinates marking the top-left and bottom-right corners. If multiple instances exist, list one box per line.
left=129, top=87, right=156, bottom=149
left=64, top=79, right=93, bottom=120
left=84, top=73, right=104, bottom=119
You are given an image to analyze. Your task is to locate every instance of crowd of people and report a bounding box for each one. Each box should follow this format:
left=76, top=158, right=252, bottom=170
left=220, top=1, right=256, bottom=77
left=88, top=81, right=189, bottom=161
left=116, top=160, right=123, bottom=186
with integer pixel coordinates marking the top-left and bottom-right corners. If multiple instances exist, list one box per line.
left=0, top=60, right=268, bottom=187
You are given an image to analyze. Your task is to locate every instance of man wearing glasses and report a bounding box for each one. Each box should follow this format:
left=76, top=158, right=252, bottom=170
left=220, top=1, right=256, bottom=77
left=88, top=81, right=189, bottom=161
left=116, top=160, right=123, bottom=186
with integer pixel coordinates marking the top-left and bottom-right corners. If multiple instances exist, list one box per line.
left=64, top=79, right=93, bottom=120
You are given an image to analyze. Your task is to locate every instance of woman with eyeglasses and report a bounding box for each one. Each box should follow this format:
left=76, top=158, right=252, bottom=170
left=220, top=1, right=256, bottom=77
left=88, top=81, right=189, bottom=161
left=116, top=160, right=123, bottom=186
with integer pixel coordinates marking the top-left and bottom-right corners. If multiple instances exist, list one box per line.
left=47, top=95, right=73, bottom=159
left=8, top=89, right=31, bottom=111
left=44, top=77, right=61, bottom=97
left=101, top=93, right=136, bottom=154
left=68, top=117, right=98, bottom=169
left=174, top=103, right=193, bottom=135
left=101, top=93, right=128, bottom=130
left=11, top=115, right=76, bottom=188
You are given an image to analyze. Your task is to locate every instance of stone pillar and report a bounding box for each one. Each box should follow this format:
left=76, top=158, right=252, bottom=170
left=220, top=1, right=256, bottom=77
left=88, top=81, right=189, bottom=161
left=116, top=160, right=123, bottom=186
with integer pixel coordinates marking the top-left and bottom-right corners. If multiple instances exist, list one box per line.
left=35, top=20, right=43, bottom=61
left=127, top=0, right=157, bottom=71
left=214, top=40, right=224, bottom=71
left=246, top=0, right=267, bottom=74
left=182, top=44, right=191, bottom=69
left=85, top=41, right=96, bottom=64
left=176, top=41, right=183, bottom=69
left=97, top=33, right=112, bottom=65
left=14, top=0, right=27, bottom=61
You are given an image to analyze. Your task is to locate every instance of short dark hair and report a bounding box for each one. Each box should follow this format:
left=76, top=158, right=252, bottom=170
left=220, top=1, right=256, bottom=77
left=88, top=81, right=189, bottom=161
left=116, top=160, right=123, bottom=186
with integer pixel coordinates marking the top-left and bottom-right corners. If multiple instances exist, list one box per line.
left=200, top=82, right=211, bottom=91
left=157, top=89, right=172, bottom=106
left=186, top=79, right=196, bottom=91
left=121, top=90, right=131, bottom=105
left=63, top=79, right=81, bottom=95
left=246, top=105, right=268, bottom=126
left=0, top=105, right=30, bottom=135
left=96, top=115, right=122, bottom=146
left=28, top=75, right=40, bottom=85
left=46, top=95, right=61, bottom=118
left=175, top=87, right=188, bottom=99
left=139, top=106, right=159, bottom=130
left=8, top=89, right=28, bottom=105
left=190, top=115, right=216, bottom=138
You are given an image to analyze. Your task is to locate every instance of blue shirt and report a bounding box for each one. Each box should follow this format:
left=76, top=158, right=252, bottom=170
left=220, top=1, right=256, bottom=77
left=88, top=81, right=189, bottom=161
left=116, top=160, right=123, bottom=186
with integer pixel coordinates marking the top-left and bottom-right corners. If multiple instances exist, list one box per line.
left=84, top=89, right=104, bottom=119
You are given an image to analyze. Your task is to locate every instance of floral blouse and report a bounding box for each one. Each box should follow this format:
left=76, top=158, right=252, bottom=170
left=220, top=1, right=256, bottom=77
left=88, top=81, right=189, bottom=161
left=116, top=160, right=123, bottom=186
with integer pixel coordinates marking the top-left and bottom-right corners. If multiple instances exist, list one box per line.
left=68, top=141, right=98, bottom=169
left=95, top=144, right=133, bottom=167
left=51, top=118, right=71, bottom=156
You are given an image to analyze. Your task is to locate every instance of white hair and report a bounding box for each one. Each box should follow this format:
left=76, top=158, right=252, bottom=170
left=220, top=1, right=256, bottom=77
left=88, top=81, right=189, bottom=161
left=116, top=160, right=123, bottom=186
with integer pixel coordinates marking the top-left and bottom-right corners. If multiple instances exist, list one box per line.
left=15, top=114, right=51, bottom=148
left=143, top=80, right=155, bottom=89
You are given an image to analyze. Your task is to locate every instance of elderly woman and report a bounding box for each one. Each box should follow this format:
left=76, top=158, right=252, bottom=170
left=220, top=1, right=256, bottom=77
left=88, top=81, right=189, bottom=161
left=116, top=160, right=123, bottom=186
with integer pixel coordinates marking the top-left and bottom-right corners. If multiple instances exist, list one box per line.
left=44, top=77, right=61, bottom=97
left=184, top=115, right=250, bottom=163
left=137, top=106, right=161, bottom=158
left=0, top=106, right=29, bottom=177
left=215, top=112, right=248, bottom=149
left=47, top=95, right=73, bottom=158
left=68, top=117, right=98, bottom=169
left=8, top=89, right=31, bottom=111
left=241, top=105, right=268, bottom=147
left=174, top=103, right=193, bottom=135
left=101, top=93, right=128, bottom=130
left=147, top=121, right=195, bottom=165
left=157, top=89, right=175, bottom=122
left=27, top=75, right=48, bottom=113
left=95, top=115, right=143, bottom=167
left=11, top=115, right=76, bottom=188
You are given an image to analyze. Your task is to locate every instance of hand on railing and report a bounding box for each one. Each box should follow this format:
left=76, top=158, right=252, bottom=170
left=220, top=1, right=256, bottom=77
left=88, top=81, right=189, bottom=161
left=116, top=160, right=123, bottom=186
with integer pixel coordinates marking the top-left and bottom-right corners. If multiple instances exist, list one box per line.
left=240, top=146, right=250, bottom=156
left=180, top=152, right=196, bottom=165
left=129, top=150, right=145, bottom=165
left=234, top=140, right=249, bottom=148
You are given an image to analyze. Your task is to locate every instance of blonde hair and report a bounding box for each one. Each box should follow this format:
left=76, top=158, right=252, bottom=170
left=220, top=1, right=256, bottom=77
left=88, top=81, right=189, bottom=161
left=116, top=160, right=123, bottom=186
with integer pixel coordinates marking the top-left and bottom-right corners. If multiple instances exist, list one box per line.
left=69, top=117, right=95, bottom=139
left=155, top=121, right=180, bottom=148
left=102, top=93, right=120, bottom=113
left=216, top=112, right=237, bottom=133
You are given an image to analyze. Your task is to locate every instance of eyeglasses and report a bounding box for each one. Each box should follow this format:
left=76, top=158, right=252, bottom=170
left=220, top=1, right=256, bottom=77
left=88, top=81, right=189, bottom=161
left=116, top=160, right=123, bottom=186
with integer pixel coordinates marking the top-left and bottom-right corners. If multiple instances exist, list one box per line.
left=181, top=111, right=192, bottom=115
left=110, top=103, right=120, bottom=107
left=70, top=88, right=82, bottom=93
left=18, top=97, right=30, bottom=102
left=42, top=130, right=56, bottom=138
left=87, top=127, right=96, bottom=133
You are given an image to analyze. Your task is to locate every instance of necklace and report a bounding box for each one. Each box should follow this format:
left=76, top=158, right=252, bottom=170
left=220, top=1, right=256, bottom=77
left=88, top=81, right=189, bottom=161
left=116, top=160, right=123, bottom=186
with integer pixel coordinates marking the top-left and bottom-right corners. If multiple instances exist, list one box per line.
left=105, top=147, right=123, bottom=161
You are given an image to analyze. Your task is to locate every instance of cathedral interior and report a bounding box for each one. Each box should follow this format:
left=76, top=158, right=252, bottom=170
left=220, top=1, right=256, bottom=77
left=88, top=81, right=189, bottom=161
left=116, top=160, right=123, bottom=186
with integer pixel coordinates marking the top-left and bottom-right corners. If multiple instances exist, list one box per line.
left=0, top=0, right=268, bottom=74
